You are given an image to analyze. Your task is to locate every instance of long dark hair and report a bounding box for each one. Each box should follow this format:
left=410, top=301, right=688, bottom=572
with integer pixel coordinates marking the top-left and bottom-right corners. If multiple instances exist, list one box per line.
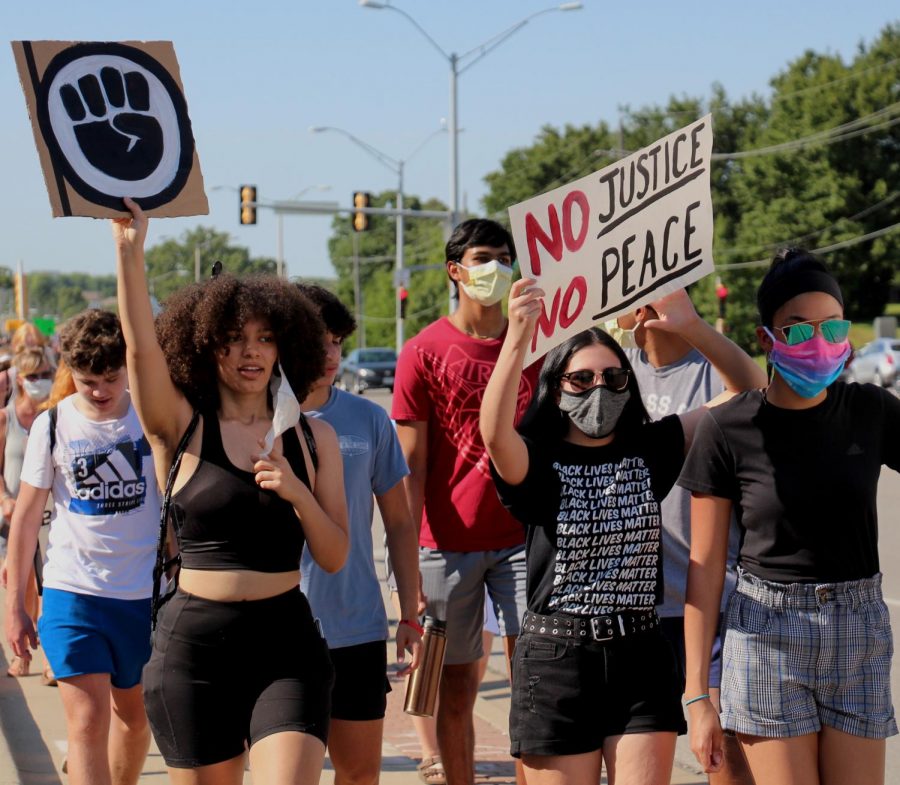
left=518, top=327, right=649, bottom=445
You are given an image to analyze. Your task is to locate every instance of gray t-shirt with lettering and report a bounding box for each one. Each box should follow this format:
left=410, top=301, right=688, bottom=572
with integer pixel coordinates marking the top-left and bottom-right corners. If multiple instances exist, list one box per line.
left=625, top=347, right=739, bottom=617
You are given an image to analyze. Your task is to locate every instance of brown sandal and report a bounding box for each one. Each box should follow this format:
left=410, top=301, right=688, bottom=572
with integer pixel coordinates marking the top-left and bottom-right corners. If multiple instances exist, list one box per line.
left=6, top=655, right=30, bottom=678
left=417, top=755, right=446, bottom=785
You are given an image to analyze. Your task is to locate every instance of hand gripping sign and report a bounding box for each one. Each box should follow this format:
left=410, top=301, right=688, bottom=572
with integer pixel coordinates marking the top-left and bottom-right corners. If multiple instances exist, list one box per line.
left=12, top=41, right=208, bottom=218
left=508, top=116, right=714, bottom=365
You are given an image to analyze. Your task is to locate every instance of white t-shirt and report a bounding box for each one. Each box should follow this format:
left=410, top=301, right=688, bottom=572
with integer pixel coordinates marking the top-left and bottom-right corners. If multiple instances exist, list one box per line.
left=21, top=395, right=160, bottom=600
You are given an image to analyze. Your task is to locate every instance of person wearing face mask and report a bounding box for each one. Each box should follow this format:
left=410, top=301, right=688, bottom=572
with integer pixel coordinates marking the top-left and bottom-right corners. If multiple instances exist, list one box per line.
left=609, top=301, right=761, bottom=785
left=680, top=248, right=900, bottom=785
left=392, top=218, right=539, bottom=785
left=0, top=348, right=55, bottom=679
left=479, top=281, right=760, bottom=785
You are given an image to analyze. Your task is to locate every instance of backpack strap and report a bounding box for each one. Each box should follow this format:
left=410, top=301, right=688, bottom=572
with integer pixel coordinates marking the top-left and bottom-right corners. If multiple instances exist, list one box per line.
left=297, top=412, right=318, bottom=473
left=151, top=411, right=200, bottom=631
left=48, top=405, right=58, bottom=455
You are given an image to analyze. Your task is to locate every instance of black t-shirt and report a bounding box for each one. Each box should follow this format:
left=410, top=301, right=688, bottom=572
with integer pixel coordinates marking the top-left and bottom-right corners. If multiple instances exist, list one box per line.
left=492, top=416, right=684, bottom=617
left=678, top=382, right=900, bottom=583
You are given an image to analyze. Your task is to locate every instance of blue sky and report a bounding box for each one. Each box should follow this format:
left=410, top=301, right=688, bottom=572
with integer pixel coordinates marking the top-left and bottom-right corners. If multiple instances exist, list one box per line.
left=2, top=1, right=896, bottom=281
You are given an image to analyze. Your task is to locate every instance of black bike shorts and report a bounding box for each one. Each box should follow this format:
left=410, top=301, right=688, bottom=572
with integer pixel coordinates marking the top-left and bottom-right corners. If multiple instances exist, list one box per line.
left=143, top=587, right=334, bottom=768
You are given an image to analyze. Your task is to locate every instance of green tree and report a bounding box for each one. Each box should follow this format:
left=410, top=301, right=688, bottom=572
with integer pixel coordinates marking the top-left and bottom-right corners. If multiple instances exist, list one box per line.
left=480, top=23, right=900, bottom=352
left=145, top=227, right=277, bottom=302
left=325, top=191, right=450, bottom=351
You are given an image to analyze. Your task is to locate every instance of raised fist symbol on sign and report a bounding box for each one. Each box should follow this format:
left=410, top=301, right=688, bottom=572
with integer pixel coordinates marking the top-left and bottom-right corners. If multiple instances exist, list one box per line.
left=59, top=67, right=163, bottom=182
left=36, top=43, right=195, bottom=211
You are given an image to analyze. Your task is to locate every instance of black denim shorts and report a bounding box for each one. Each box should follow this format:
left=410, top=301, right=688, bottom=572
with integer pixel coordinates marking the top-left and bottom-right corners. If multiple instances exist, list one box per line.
left=510, top=627, right=686, bottom=758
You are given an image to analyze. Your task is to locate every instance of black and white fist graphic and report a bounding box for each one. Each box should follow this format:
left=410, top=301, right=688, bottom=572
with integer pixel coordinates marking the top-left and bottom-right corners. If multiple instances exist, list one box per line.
left=37, top=42, right=195, bottom=210
left=59, top=67, right=163, bottom=182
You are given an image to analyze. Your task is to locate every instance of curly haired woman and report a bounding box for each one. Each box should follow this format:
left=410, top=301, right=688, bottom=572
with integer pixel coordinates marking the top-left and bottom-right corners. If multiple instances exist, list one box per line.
left=115, top=198, right=349, bottom=785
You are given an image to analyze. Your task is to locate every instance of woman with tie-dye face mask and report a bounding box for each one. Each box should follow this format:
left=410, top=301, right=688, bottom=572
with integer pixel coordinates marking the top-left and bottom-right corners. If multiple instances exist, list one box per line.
left=681, top=248, right=900, bottom=785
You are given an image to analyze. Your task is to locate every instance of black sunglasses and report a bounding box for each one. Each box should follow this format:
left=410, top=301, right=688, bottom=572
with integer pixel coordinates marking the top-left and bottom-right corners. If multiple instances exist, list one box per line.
left=558, top=368, right=631, bottom=393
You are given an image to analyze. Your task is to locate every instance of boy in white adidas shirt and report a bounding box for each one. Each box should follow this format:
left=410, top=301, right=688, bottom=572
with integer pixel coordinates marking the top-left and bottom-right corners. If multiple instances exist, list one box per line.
left=4, top=309, right=159, bottom=785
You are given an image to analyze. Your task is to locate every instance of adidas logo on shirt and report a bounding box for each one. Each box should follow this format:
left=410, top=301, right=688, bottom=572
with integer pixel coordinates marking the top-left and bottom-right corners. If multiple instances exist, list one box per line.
left=69, top=438, right=150, bottom=515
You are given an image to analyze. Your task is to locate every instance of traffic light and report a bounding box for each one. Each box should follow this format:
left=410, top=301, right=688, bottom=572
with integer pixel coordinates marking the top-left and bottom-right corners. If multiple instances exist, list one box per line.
left=715, top=277, right=729, bottom=320
left=240, top=185, right=257, bottom=225
left=398, top=285, right=408, bottom=319
left=352, top=191, right=371, bottom=232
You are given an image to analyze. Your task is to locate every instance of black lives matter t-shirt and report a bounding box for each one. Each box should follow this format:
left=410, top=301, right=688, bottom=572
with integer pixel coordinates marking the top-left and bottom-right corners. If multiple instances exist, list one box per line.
left=492, top=416, right=684, bottom=616
left=679, top=382, right=900, bottom=583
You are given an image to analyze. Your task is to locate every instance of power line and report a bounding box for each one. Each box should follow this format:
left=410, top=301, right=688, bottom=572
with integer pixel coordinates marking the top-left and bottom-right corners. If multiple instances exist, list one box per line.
left=711, top=103, right=900, bottom=160
left=769, top=55, right=900, bottom=104
left=717, top=190, right=900, bottom=258
left=716, top=220, right=900, bottom=270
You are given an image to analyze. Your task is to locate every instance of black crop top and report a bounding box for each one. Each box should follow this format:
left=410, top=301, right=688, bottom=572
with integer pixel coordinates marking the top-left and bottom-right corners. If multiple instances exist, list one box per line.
left=172, top=412, right=311, bottom=572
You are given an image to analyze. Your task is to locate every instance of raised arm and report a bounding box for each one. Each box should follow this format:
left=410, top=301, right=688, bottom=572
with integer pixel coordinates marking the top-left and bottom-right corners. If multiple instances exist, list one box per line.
left=684, top=491, right=732, bottom=774
left=643, top=289, right=764, bottom=451
left=643, top=288, right=767, bottom=393
left=113, top=198, right=192, bottom=455
left=480, top=278, right=544, bottom=486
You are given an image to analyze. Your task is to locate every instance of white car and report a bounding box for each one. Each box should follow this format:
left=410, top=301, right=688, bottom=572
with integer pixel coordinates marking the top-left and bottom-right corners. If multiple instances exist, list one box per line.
left=845, top=338, right=900, bottom=387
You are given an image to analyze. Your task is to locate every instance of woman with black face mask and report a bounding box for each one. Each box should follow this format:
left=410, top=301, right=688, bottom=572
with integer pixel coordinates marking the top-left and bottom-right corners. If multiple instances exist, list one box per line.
left=479, top=279, right=764, bottom=785
left=681, top=248, right=900, bottom=785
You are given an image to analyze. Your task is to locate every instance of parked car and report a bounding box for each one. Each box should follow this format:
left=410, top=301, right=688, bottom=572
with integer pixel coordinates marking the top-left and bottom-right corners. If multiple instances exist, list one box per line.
left=844, top=338, right=900, bottom=387
left=337, top=347, right=397, bottom=394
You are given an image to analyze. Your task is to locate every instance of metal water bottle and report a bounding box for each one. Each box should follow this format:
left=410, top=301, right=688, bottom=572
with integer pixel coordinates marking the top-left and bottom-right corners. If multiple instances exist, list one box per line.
left=403, top=617, right=447, bottom=717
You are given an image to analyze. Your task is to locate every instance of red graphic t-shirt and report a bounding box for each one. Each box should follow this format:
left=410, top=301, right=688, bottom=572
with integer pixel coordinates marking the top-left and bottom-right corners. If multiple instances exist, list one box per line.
left=391, top=317, right=540, bottom=552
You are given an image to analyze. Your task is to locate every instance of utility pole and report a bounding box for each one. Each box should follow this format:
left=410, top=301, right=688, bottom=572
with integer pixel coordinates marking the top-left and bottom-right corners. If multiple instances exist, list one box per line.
left=352, top=231, right=365, bottom=349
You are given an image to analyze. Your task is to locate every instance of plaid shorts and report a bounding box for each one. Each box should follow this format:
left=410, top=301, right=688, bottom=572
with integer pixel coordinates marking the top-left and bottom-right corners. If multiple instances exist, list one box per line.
left=720, top=569, right=898, bottom=740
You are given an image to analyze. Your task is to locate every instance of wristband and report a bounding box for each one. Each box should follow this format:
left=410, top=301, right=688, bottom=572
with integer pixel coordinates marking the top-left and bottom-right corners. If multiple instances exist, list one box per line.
left=684, top=693, right=711, bottom=706
left=399, top=619, right=424, bottom=636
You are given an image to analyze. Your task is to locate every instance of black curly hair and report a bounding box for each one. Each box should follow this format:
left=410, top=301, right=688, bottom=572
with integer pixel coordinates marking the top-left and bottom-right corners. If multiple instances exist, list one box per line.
left=155, top=274, right=325, bottom=411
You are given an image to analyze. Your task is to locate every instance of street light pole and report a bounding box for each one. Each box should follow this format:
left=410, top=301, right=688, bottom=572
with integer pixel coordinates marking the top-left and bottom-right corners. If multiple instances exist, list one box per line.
left=310, top=125, right=445, bottom=353
left=360, top=1, right=582, bottom=229
left=396, top=160, right=404, bottom=351
left=449, top=52, right=459, bottom=225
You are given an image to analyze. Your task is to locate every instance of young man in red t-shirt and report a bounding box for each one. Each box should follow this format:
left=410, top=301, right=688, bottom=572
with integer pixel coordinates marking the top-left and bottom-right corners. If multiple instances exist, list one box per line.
left=392, top=218, right=538, bottom=785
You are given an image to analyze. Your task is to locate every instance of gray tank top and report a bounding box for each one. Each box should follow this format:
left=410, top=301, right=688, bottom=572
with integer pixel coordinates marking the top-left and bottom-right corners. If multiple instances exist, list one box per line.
left=3, top=400, right=28, bottom=499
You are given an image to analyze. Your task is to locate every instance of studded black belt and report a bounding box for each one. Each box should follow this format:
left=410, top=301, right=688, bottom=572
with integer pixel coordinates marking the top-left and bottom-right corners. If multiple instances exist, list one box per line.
left=522, top=609, right=660, bottom=642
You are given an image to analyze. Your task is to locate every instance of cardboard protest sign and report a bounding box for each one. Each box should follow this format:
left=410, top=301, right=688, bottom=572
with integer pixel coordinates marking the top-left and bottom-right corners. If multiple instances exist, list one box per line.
left=508, top=116, right=714, bottom=364
left=11, top=40, right=208, bottom=218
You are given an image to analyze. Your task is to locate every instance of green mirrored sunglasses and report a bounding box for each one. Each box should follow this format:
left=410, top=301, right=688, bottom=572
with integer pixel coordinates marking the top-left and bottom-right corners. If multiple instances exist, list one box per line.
left=775, top=318, right=852, bottom=346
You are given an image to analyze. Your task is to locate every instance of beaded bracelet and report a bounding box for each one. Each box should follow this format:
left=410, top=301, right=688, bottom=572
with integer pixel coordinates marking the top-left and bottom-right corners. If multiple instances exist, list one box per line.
left=399, top=619, right=425, bottom=636
left=684, top=693, right=711, bottom=706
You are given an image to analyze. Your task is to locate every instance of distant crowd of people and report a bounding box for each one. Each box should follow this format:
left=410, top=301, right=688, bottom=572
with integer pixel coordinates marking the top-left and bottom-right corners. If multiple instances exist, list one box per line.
left=1, top=202, right=898, bottom=785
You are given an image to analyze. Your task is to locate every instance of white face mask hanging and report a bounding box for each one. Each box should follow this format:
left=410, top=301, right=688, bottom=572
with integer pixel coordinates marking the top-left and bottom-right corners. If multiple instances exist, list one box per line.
left=259, top=362, right=300, bottom=459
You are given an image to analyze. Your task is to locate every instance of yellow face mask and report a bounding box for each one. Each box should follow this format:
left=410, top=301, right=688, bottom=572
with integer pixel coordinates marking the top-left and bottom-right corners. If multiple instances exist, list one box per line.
left=603, top=318, right=638, bottom=350
left=457, top=260, right=514, bottom=306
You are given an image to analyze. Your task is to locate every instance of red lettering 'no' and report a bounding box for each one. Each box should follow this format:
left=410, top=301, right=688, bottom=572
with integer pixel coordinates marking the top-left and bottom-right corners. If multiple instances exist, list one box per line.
left=524, top=190, right=590, bottom=275
left=531, top=276, right=588, bottom=352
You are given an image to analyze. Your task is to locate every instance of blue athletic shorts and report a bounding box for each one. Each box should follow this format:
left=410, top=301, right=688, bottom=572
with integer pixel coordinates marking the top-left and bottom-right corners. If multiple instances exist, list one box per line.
left=38, top=588, right=152, bottom=689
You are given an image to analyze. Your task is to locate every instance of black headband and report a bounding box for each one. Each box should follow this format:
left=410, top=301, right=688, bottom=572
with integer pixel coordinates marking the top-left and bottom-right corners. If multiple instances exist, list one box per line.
left=757, top=268, right=843, bottom=327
